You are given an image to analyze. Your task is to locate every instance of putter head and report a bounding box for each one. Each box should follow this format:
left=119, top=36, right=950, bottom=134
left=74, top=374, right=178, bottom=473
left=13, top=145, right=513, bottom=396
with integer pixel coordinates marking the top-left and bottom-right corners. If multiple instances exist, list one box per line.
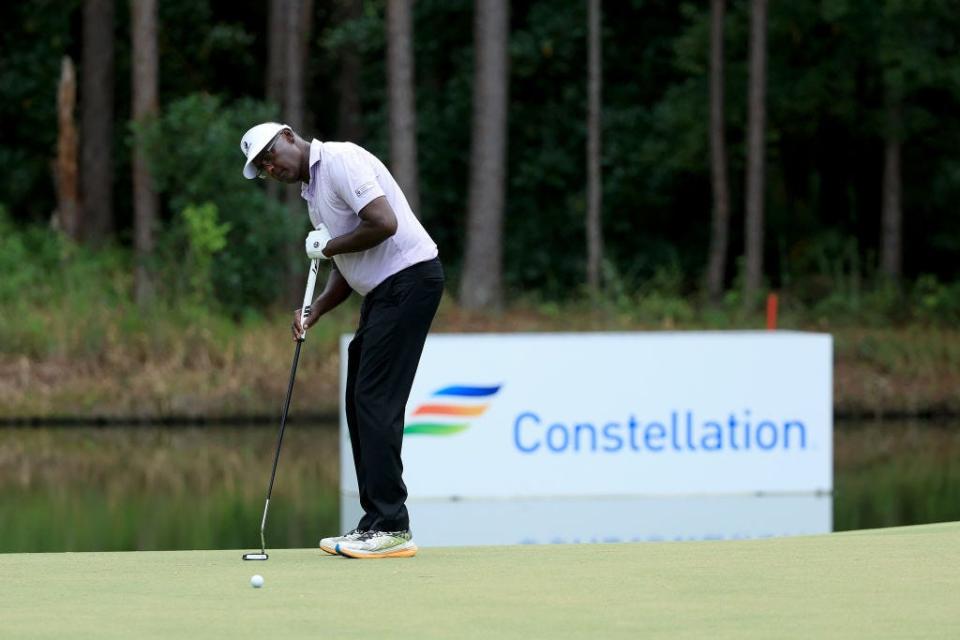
left=242, top=552, right=268, bottom=561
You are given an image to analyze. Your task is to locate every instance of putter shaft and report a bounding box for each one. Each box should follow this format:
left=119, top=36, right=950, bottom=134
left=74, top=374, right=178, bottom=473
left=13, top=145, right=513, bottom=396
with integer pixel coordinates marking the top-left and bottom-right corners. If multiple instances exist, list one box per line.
left=243, top=260, right=319, bottom=561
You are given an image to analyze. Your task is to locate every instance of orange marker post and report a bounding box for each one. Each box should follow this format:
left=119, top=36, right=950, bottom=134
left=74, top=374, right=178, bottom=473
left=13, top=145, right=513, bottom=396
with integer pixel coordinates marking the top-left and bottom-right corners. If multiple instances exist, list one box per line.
left=766, top=293, right=779, bottom=330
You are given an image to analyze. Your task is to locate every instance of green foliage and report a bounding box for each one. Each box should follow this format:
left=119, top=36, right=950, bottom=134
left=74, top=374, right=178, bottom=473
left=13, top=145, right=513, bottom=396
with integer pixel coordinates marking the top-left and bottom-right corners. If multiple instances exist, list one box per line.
left=180, top=202, right=232, bottom=304
left=0, top=207, right=284, bottom=361
left=911, top=275, right=960, bottom=324
left=2, top=0, right=960, bottom=310
left=0, top=206, right=51, bottom=304
left=138, top=93, right=304, bottom=314
left=0, top=208, right=132, bottom=358
left=633, top=263, right=696, bottom=325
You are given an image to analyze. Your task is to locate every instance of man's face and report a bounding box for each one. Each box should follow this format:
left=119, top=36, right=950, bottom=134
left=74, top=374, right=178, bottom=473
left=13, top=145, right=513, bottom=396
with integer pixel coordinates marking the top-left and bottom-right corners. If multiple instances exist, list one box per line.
left=255, top=130, right=299, bottom=183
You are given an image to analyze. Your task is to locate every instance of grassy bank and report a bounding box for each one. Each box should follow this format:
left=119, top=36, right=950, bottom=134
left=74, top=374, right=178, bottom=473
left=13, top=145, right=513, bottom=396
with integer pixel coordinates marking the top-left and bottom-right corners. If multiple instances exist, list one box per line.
left=2, top=294, right=960, bottom=420
left=3, top=209, right=960, bottom=419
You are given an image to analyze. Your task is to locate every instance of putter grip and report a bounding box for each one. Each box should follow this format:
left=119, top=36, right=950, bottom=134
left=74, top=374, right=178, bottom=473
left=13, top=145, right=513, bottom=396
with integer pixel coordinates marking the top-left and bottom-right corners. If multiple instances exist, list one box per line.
left=300, top=259, right=320, bottom=338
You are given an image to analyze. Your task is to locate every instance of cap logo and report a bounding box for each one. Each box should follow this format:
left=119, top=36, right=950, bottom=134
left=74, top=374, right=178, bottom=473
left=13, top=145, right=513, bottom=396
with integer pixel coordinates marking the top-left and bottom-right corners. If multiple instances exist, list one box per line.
left=242, top=140, right=251, bottom=154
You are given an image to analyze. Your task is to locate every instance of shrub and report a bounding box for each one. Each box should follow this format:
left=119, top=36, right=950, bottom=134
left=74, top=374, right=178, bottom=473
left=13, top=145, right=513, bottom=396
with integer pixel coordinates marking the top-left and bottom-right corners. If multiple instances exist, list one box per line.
left=138, top=94, right=306, bottom=315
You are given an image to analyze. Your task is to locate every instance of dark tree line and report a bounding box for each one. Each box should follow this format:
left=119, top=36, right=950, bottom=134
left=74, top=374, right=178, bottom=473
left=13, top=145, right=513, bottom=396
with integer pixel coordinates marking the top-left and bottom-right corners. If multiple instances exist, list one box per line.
left=1, top=0, right=959, bottom=313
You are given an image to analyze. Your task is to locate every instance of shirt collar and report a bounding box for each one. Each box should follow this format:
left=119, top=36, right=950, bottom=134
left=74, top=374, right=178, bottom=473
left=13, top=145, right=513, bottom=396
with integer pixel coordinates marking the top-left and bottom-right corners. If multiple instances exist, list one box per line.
left=308, top=138, right=322, bottom=169
left=301, top=139, right=322, bottom=198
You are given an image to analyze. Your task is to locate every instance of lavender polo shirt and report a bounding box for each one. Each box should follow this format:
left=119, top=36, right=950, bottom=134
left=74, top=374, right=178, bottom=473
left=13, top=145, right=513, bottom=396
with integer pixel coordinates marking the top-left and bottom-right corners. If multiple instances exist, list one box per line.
left=300, top=140, right=438, bottom=295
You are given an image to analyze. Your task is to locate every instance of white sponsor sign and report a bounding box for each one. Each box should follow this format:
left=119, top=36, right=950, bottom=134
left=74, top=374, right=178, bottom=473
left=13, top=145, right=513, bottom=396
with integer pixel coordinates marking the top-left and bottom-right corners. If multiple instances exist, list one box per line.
left=339, top=332, right=832, bottom=499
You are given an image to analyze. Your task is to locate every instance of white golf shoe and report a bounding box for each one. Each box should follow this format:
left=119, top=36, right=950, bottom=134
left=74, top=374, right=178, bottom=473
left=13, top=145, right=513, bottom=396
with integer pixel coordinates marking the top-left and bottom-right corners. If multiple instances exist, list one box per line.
left=335, top=530, right=418, bottom=558
left=319, top=528, right=365, bottom=555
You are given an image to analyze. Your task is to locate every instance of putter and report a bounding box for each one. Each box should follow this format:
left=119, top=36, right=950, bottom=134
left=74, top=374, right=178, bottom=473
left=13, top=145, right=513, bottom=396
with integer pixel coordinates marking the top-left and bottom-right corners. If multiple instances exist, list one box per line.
left=243, top=257, right=321, bottom=561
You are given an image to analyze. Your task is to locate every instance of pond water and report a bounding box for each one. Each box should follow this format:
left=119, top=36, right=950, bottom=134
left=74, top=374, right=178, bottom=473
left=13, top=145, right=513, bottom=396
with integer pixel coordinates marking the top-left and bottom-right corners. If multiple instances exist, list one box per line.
left=0, top=420, right=957, bottom=552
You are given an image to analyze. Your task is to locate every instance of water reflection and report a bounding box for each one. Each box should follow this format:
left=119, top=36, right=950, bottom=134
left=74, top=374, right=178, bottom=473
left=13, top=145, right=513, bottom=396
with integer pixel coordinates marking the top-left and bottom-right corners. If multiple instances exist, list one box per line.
left=341, top=493, right=832, bottom=547
left=0, top=420, right=956, bottom=552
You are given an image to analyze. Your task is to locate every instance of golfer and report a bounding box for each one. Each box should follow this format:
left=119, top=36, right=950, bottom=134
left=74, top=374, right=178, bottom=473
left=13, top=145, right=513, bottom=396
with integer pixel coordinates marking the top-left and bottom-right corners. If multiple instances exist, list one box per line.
left=240, top=123, right=443, bottom=558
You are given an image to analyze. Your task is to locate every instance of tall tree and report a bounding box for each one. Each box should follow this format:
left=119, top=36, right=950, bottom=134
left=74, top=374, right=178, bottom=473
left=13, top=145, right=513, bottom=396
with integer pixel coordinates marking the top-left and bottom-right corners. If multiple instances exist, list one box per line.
left=460, top=0, right=510, bottom=311
left=280, top=0, right=314, bottom=299
left=131, top=0, right=159, bottom=305
left=587, top=0, right=603, bottom=296
left=336, top=0, right=365, bottom=142
left=705, top=0, right=730, bottom=303
left=387, top=0, right=421, bottom=215
left=876, top=0, right=915, bottom=286
left=284, top=0, right=311, bottom=133
left=55, top=57, right=81, bottom=241
left=880, top=97, right=902, bottom=283
left=742, top=0, right=767, bottom=310
left=586, top=0, right=603, bottom=295
left=298, top=0, right=314, bottom=103
left=265, top=0, right=287, bottom=209
left=267, top=0, right=287, bottom=112
left=80, top=0, right=115, bottom=244
left=268, top=0, right=313, bottom=131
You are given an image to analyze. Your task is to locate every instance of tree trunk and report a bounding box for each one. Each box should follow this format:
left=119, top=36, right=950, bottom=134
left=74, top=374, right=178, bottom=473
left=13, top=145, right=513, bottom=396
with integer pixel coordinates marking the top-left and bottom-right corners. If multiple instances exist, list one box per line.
left=880, top=100, right=902, bottom=282
left=336, top=0, right=365, bottom=142
left=267, top=0, right=287, bottom=112
left=284, top=0, right=314, bottom=299
left=80, top=0, right=115, bottom=245
left=298, top=0, right=314, bottom=127
left=586, top=0, right=603, bottom=296
left=56, top=56, right=81, bottom=241
left=131, top=0, right=159, bottom=306
left=706, top=0, right=730, bottom=303
left=284, top=0, right=306, bottom=132
left=266, top=0, right=286, bottom=206
left=387, top=0, right=421, bottom=216
left=281, top=0, right=314, bottom=133
left=460, top=0, right=510, bottom=311
left=742, top=0, right=767, bottom=311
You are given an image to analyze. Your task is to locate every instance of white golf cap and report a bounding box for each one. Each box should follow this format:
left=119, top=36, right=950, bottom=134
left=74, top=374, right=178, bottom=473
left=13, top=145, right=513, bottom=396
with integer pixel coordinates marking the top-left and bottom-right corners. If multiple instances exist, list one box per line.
left=240, top=122, right=290, bottom=179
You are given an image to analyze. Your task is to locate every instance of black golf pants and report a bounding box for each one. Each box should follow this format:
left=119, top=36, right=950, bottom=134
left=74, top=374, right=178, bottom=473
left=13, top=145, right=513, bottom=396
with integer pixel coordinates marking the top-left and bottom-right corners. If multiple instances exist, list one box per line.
left=345, top=257, right=444, bottom=533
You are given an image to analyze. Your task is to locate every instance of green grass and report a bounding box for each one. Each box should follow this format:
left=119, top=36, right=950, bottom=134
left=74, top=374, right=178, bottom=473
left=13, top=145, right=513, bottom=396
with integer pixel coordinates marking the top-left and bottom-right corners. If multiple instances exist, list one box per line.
left=0, top=522, right=957, bottom=639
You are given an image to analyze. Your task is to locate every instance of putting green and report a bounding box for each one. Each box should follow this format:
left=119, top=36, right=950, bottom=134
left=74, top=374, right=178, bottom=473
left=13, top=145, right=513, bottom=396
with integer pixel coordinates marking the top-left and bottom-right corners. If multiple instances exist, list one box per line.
left=1, top=522, right=957, bottom=639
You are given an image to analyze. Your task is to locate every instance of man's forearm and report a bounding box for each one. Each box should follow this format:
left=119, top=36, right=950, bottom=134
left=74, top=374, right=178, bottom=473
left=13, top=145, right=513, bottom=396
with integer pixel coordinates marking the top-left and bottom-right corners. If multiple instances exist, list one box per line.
left=311, top=267, right=353, bottom=316
left=323, top=220, right=393, bottom=257
left=323, top=196, right=399, bottom=257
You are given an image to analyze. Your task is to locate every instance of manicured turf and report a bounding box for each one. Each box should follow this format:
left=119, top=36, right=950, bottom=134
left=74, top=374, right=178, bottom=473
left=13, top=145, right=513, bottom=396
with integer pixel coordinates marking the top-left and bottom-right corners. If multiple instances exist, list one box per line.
left=1, top=522, right=958, bottom=639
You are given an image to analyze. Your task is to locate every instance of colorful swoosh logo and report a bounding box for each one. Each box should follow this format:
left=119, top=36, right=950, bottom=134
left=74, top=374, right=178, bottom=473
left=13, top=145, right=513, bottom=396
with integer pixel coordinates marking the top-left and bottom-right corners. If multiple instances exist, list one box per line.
left=405, top=384, right=502, bottom=436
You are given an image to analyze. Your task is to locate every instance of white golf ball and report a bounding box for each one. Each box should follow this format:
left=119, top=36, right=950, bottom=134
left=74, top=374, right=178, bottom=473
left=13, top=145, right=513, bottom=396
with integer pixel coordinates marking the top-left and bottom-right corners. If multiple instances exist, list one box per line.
left=250, top=574, right=264, bottom=588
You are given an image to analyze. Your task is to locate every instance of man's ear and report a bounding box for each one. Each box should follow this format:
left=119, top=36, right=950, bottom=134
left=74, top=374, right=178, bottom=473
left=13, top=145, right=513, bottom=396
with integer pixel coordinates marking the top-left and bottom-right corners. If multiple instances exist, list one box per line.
left=282, top=128, right=296, bottom=143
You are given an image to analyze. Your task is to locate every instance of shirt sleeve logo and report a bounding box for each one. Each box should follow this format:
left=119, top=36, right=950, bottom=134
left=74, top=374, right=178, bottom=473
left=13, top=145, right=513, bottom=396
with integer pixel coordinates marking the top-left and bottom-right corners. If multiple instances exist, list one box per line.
left=355, top=181, right=376, bottom=199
